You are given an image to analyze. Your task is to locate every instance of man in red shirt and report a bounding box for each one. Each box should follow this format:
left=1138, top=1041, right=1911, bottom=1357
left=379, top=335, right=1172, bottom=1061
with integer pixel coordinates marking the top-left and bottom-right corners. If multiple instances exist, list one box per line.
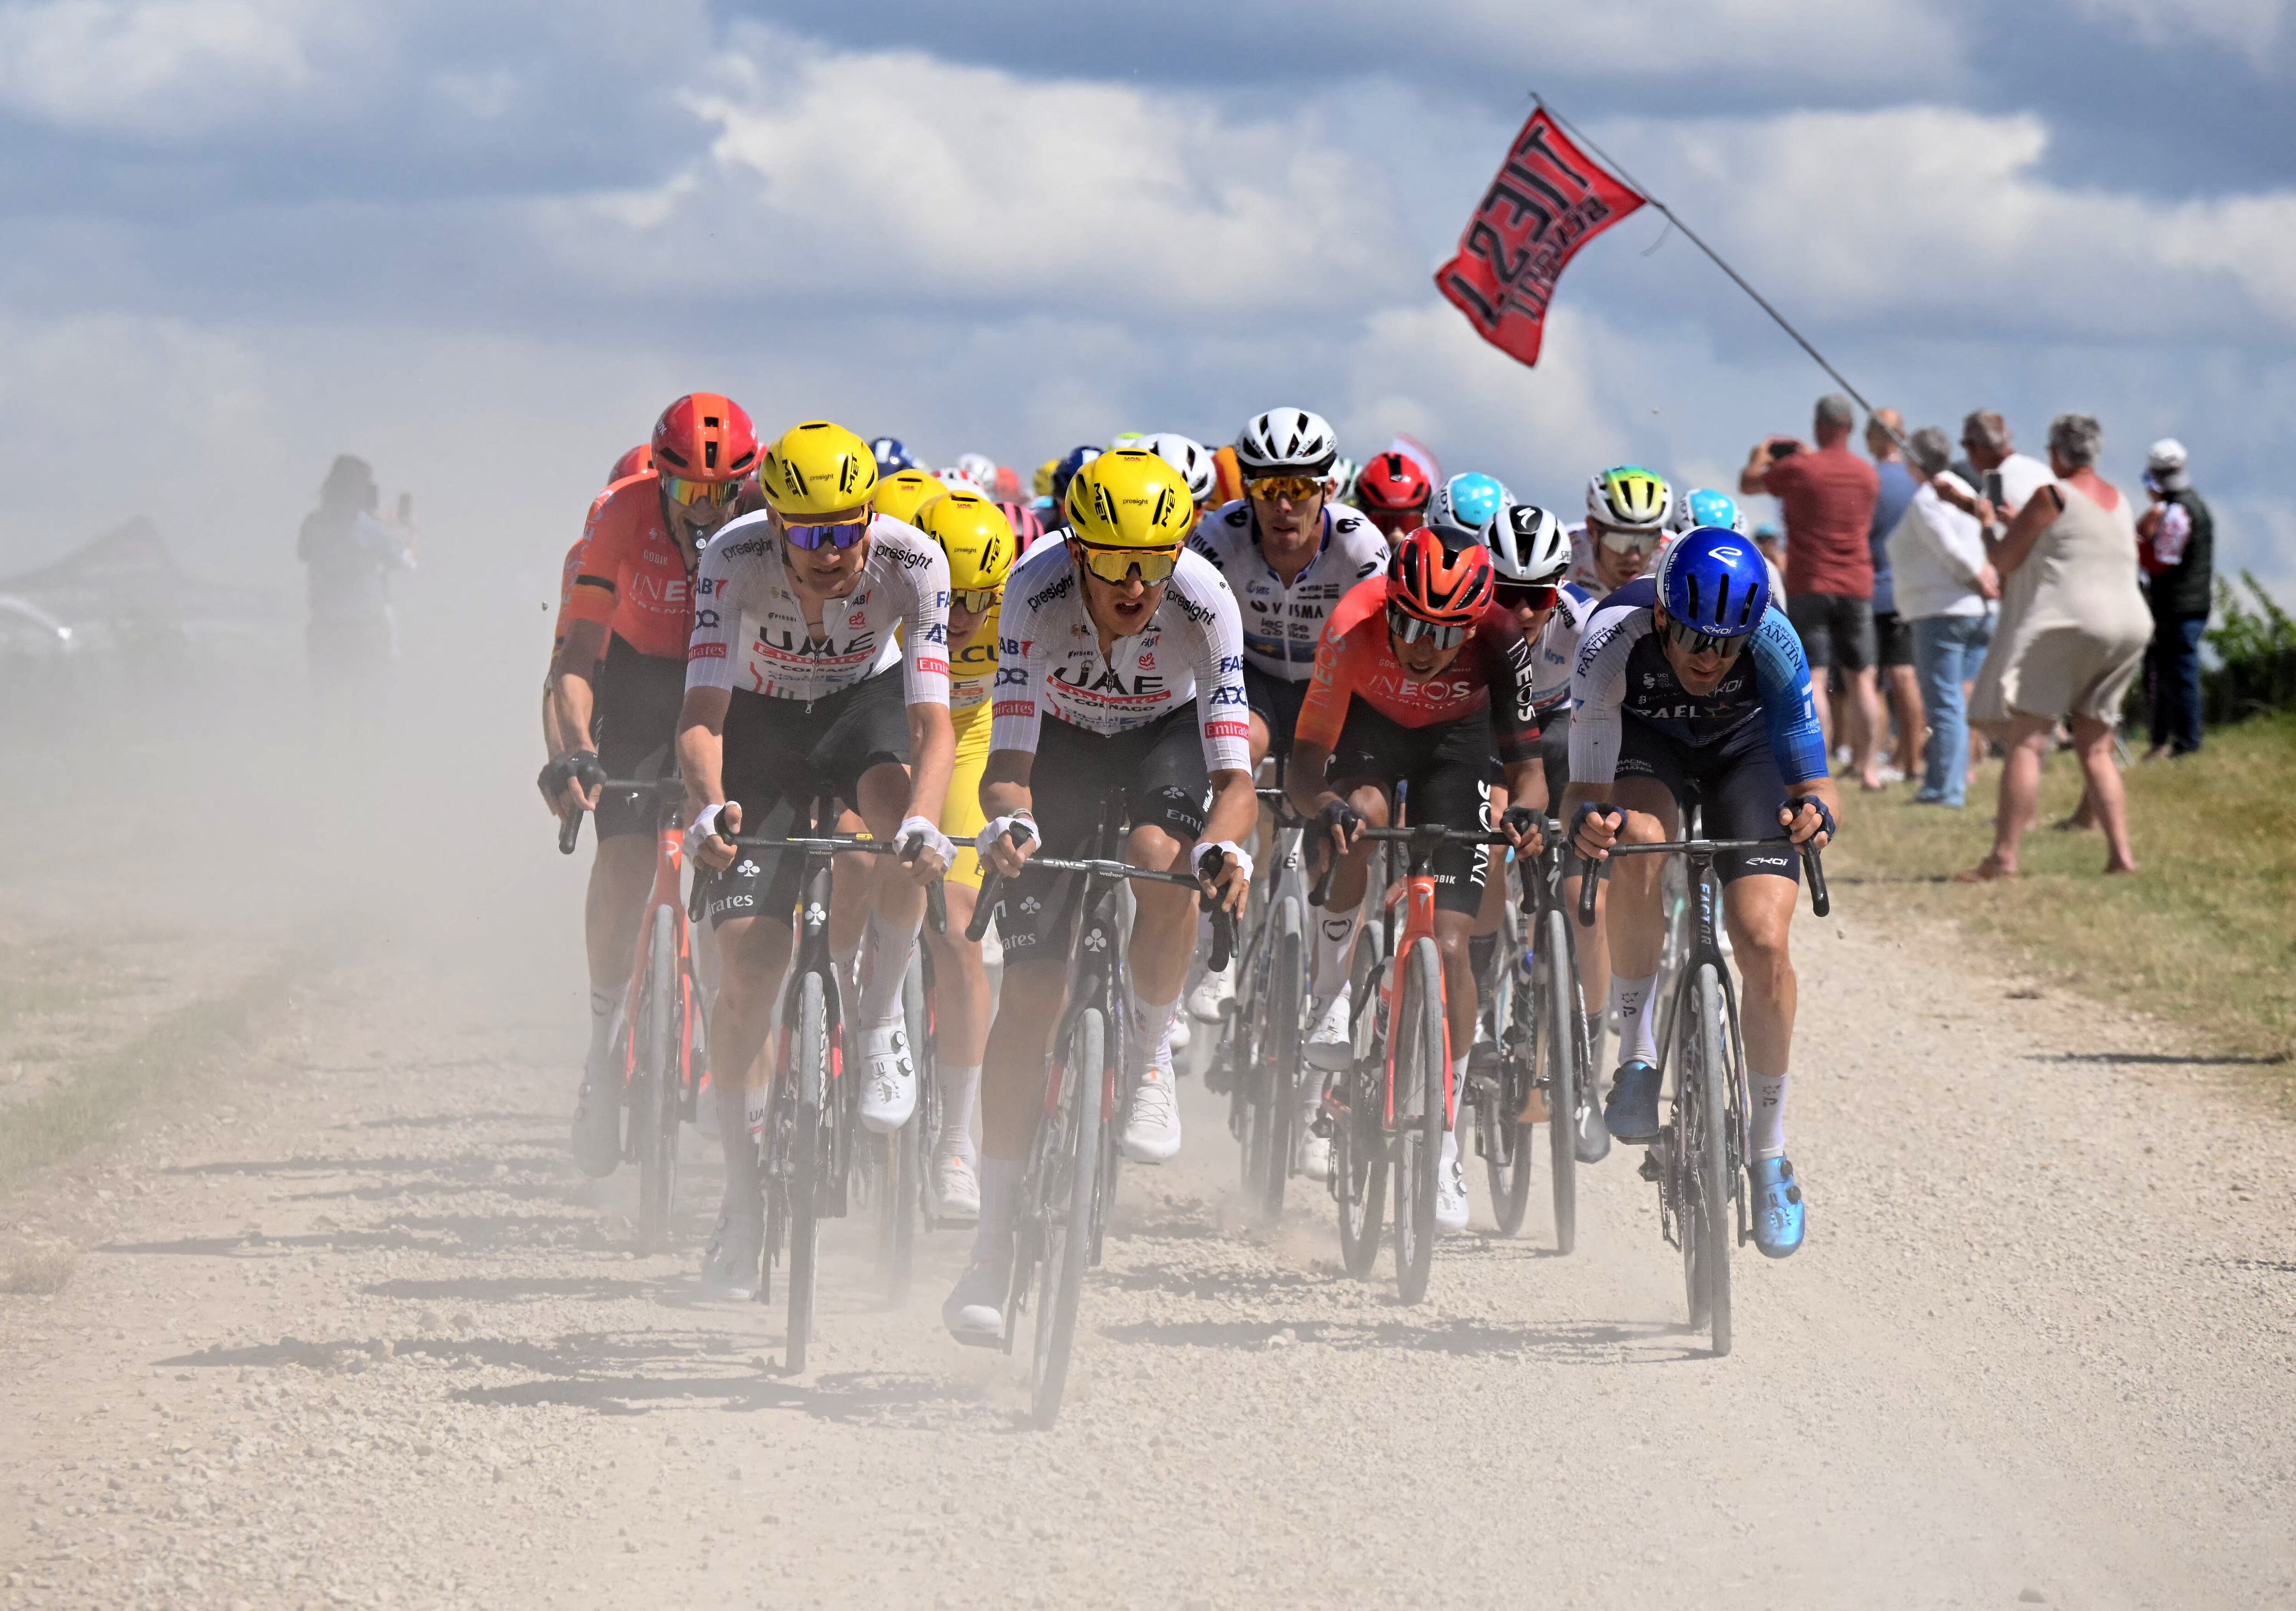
left=1740, top=394, right=1881, bottom=750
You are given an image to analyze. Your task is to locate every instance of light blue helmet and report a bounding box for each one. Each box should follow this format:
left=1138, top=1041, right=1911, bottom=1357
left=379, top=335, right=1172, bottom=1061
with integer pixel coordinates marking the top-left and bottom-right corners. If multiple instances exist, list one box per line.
left=1671, top=487, right=1748, bottom=538
left=1427, top=472, right=1510, bottom=548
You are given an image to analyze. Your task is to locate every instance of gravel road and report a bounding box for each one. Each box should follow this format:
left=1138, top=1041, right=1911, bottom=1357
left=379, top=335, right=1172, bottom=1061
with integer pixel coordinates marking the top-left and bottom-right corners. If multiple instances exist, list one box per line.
left=4, top=779, right=2293, bottom=1611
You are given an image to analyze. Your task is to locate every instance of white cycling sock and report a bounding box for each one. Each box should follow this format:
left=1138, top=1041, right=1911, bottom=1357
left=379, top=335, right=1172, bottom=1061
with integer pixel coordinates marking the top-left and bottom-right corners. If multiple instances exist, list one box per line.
left=1311, top=900, right=1364, bottom=1002
left=972, top=1156, right=1021, bottom=1261
left=1748, top=1070, right=1790, bottom=1160
left=1610, top=972, right=1660, bottom=1068
left=939, top=1065, right=982, bottom=1165
left=1125, top=980, right=1180, bottom=1082
left=858, top=906, right=923, bottom=1028
left=1449, top=1053, right=1469, bottom=1140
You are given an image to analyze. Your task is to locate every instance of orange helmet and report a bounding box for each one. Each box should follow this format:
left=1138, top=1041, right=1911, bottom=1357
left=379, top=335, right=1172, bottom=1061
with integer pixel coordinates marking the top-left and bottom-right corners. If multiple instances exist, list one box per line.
left=1387, top=528, right=1495, bottom=625
left=608, top=444, right=653, bottom=484
left=650, top=394, right=759, bottom=484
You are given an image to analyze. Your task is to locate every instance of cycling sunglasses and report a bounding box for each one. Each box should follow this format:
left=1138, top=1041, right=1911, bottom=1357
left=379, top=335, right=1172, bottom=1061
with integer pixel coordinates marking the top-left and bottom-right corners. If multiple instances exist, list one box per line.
left=661, top=474, right=743, bottom=510
left=1074, top=542, right=1181, bottom=586
left=1594, top=523, right=1661, bottom=557
left=782, top=515, right=872, bottom=551
left=1386, top=603, right=1469, bottom=651
left=951, top=586, right=1001, bottom=614
left=1493, top=581, right=1560, bottom=612
left=1663, top=619, right=1749, bottom=659
left=1247, top=474, right=1326, bottom=503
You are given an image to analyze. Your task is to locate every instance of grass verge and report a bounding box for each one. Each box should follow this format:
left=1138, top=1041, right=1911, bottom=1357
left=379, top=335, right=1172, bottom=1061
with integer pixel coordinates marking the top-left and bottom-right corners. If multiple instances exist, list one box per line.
left=1831, top=711, right=2296, bottom=1064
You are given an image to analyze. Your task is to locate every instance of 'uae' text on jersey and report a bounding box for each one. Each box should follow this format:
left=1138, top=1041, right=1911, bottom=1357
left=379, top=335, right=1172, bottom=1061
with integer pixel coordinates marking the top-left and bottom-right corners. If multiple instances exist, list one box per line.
left=1185, top=499, right=1389, bottom=681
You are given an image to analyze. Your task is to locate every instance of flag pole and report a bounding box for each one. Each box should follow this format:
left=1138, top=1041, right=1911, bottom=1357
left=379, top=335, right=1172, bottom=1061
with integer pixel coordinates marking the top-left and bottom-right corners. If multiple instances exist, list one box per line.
left=1531, top=92, right=1904, bottom=446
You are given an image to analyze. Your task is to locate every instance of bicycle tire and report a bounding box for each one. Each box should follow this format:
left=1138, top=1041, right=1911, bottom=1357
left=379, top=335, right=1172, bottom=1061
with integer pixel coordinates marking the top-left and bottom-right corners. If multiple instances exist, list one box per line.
left=636, top=908, right=681, bottom=1252
left=1542, top=909, right=1578, bottom=1256
left=1391, top=938, right=1446, bottom=1306
left=1334, top=927, right=1386, bottom=1279
left=1247, top=901, right=1304, bottom=1225
left=1032, top=1006, right=1103, bottom=1428
left=1482, top=947, right=1533, bottom=1238
left=1688, top=963, right=1733, bottom=1356
left=786, top=973, right=827, bottom=1373
left=878, top=955, right=927, bottom=1304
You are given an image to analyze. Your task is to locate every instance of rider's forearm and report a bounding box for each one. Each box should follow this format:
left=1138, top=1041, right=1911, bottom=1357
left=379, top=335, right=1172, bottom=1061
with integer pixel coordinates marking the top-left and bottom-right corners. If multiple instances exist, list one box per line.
left=1285, top=742, right=1337, bottom=822
left=903, top=704, right=956, bottom=823
left=551, top=672, right=598, bottom=757
left=1200, top=770, right=1259, bottom=850
left=1503, top=759, right=1546, bottom=816
left=675, top=690, right=729, bottom=815
left=979, top=750, right=1035, bottom=825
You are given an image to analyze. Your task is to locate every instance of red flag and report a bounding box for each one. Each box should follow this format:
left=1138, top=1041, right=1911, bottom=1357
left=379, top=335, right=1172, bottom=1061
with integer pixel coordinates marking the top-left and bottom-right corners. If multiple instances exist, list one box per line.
left=1435, top=109, right=1646, bottom=368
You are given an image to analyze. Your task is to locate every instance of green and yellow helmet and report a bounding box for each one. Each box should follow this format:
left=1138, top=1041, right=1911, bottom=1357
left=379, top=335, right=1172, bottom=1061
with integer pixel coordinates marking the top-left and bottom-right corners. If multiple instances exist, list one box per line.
left=1587, top=465, right=1673, bottom=533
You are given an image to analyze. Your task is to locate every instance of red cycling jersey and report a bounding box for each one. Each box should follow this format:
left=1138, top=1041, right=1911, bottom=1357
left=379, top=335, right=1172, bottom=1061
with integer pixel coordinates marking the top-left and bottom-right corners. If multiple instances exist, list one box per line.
left=551, top=530, right=589, bottom=657
left=1294, top=577, right=1541, bottom=764
left=564, top=472, right=692, bottom=662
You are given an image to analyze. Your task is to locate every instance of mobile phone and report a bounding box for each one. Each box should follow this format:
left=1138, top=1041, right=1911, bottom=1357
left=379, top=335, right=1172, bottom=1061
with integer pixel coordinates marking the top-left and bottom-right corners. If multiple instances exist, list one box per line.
left=1769, top=439, right=1800, bottom=460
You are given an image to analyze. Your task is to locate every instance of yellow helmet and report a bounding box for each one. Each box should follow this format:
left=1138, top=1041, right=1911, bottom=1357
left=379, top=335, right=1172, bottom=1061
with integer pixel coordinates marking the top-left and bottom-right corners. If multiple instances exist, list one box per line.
left=917, top=489, right=1017, bottom=593
left=872, top=468, right=947, bottom=528
left=1064, top=449, right=1196, bottom=550
left=759, top=420, right=878, bottom=516
left=1033, top=457, right=1060, bottom=499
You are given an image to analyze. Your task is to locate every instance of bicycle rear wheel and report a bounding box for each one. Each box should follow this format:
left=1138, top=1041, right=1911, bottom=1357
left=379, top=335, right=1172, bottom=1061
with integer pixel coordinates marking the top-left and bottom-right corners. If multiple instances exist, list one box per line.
left=785, top=973, right=828, bottom=1372
left=1334, top=927, right=1386, bottom=1279
left=1541, top=910, right=1579, bottom=1256
left=874, top=954, right=928, bottom=1304
left=636, top=908, right=681, bottom=1252
left=1244, top=901, right=1303, bottom=1226
left=1481, top=946, right=1533, bottom=1238
left=1391, top=938, right=1446, bottom=1306
left=1032, top=1006, right=1103, bottom=1428
left=1686, top=963, right=1733, bottom=1356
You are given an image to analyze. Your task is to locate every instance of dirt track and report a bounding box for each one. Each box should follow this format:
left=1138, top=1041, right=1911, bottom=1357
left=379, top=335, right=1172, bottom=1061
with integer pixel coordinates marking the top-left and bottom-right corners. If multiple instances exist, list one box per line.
left=4, top=697, right=2295, bottom=1611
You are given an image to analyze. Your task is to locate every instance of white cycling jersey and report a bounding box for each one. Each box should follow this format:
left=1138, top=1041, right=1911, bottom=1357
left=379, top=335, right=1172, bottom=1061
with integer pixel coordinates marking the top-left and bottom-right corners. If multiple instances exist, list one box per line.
left=1528, top=580, right=1599, bottom=710
left=988, top=540, right=1251, bottom=774
left=1185, top=499, right=1389, bottom=681
left=686, top=512, right=951, bottom=706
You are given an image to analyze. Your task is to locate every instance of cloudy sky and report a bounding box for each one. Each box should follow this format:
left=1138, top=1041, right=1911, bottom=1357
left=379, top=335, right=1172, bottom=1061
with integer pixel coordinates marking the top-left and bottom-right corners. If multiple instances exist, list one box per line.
left=3, top=0, right=2291, bottom=610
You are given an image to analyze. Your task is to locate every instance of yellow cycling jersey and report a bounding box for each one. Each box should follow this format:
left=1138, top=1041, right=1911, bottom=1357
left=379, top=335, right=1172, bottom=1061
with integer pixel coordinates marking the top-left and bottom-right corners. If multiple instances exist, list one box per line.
left=949, top=597, right=1000, bottom=714
left=939, top=601, right=1001, bottom=889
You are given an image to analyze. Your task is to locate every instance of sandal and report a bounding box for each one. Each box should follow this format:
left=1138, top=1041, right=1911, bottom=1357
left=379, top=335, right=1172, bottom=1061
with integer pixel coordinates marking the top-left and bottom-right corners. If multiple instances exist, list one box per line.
left=1952, top=860, right=2016, bottom=884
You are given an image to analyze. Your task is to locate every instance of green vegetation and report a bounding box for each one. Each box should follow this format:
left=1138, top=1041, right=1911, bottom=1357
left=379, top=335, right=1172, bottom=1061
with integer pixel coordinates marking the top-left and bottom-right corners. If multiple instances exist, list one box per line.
left=2203, top=572, right=2296, bottom=724
left=1834, top=711, right=2296, bottom=1063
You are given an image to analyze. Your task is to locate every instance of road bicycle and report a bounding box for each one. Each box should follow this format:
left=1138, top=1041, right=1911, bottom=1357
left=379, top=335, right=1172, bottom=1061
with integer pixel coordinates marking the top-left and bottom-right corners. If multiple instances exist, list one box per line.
left=1576, top=805, right=1827, bottom=1355
left=1315, top=818, right=1512, bottom=1306
left=559, top=778, right=706, bottom=1253
left=1208, top=786, right=1313, bottom=1226
left=968, top=793, right=1233, bottom=1427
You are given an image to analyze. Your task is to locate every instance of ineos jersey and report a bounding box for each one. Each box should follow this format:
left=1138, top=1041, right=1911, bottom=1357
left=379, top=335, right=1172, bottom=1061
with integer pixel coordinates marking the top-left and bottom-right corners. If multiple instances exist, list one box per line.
left=1569, top=577, right=1826, bottom=786
left=686, top=513, right=951, bottom=707
left=989, top=541, right=1251, bottom=774
left=1528, top=580, right=1598, bottom=711
left=1295, top=579, right=1541, bottom=766
left=1185, top=500, right=1389, bottom=681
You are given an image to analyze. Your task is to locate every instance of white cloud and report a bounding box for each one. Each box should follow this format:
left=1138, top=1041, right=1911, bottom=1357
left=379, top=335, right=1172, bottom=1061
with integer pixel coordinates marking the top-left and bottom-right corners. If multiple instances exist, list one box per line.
left=0, top=0, right=336, bottom=132
left=1434, top=0, right=1963, bottom=88
left=2070, top=0, right=2290, bottom=57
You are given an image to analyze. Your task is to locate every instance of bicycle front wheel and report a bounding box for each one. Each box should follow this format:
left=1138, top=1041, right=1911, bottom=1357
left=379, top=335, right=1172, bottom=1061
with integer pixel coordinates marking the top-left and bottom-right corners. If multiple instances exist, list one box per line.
left=1391, top=937, right=1446, bottom=1306
left=1245, top=901, right=1303, bottom=1226
left=1687, top=963, right=1733, bottom=1356
left=1482, top=948, right=1532, bottom=1239
left=1541, top=909, right=1579, bottom=1256
left=785, top=972, right=828, bottom=1373
left=1032, top=1006, right=1103, bottom=1428
left=636, top=907, right=681, bottom=1252
left=1334, top=926, right=1386, bottom=1280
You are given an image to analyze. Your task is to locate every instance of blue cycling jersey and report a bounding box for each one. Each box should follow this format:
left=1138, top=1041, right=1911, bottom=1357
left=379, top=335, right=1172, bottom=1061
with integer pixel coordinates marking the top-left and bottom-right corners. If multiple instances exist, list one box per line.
left=1568, top=576, right=1828, bottom=786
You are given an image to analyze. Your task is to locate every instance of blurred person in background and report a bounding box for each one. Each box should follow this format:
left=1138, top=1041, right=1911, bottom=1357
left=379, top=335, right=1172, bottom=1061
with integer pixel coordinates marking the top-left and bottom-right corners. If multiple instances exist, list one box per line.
left=1935, top=411, right=2053, bottom=535
left=1740, top=394, right=1880, bottom=755
left=1886, top=427, right=1998, bottom=808
left=298, top=454, right=415, bottom=692
left=1753, top=520, right=1785, bottom=577
left=2136, top=438, right=2213, bottom=760
left=1960, top=414, right=2149, bottom=881
left=1860, top=409, right=1924, bottom=789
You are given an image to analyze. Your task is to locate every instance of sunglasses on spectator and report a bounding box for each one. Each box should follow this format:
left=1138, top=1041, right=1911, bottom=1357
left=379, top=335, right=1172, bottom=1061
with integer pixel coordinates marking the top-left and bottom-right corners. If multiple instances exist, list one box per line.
left=951, top=586, right=1001, bottom=614
left=783, top=515, right=872, bottom=550
left=1662, top=619, right=1747, bottom=659
left=1386, top=604, right=1469, bottom=651
left=1074, top=542, right=1182, bottom=585
left=1248, top=475, right=1325, bottom=503
left=1594, top=524, right=1660, bottom=557
left=1494, top=581, right=1560, bottom=611
left=662, top=475, right=743, bottom=510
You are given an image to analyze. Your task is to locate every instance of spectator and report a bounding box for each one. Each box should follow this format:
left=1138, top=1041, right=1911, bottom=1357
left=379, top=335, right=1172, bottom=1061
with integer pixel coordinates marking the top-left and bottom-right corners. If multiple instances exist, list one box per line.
left=1740, top=393, right=1882, bottom=753
left=1752, top=520, right=1785, bottom=578
left=1959, top=415, right=2150, bottom=881
left=1935, top=410, right=2052, bottom=534
left=1861, top=408, right=1925, bottom=789
left=297, top=454, right=415, bottom=691
left=1886, top=427, right=1998, bottom=807
left=2136, top=437, right=2213, bottom=759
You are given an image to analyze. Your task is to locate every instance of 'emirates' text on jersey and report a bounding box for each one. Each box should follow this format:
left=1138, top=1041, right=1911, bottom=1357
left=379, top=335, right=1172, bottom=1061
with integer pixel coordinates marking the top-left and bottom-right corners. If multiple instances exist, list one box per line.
left=988, top=541, right=1251, bottom=774
left=685, top=513, right=951, bottom=707
left=1185, top=499, right=1390, bottom=681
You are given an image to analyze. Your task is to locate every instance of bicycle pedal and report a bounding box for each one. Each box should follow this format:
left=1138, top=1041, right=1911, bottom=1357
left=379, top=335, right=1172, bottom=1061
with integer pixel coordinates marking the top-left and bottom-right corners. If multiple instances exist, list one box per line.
left=1309, top=1110, right=1334, bottom=1139
left=1637, top=1152, right=1662, bottom=1184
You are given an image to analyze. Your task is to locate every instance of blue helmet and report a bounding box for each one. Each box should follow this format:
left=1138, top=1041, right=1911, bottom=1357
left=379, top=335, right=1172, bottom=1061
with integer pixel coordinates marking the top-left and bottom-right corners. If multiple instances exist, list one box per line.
left=1427, top=472, right=1510, bottom=548
left=870, top=436, right=916, bottom=475
left=1671, top=487, right=1747, bottom=537
left=1658, top=526, right=1771, bottom=639
left=1049, top=445, right=1101, bottom=518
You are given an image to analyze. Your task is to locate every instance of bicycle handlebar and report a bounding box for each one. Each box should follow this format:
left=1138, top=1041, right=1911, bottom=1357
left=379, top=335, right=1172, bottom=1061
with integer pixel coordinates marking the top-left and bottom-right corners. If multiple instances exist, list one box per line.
left=1574, top=835, right=1830, bottom=926
left=1308, top=821, right=1529, bottom=910
left=963, top=844, right=1237, bottom=972
left=556, top=777, right=684, bottom=857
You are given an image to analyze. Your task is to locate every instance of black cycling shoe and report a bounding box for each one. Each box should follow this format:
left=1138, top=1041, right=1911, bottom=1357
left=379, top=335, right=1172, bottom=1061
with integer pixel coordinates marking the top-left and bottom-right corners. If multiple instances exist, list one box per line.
left=1602, top=1061, right=1663, bottom=1145
left=569, top=1075, right=622, bottom=1178
left=698, top=1211, right=764, bottom=1300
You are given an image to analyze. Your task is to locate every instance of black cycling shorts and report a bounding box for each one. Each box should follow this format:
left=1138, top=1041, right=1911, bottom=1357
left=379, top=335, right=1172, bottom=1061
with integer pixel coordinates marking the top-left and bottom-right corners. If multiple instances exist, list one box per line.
left=1786, top=590, right=1876, bottom=673
left=990, top=705, right=1210, bottom=963
left=592, top=635, right=688, bottom=841
left=708, top=668, right=913, bottom=929
left=1320, top=703, right=1495, bottom=917
left=1243, top=661, right=1311, bottom=769
left=1610, top=716, right=1801, bottom=886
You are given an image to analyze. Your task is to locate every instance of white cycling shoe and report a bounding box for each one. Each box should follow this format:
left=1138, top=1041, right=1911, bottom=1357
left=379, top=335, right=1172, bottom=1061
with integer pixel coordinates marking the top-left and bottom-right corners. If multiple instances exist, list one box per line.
left=1167, top=1012, right=1192, bottom=1053
left=1300, top=1131, right=1333, bottom=1182
left=1120, top=1068, right=1183, bottom=1163
left=1435, top=1132, right=1470, bottom=1232
left=942, top=1245, right=1010, bottom=1347
left=931, top=1153, right=980, bottom=1222
left=1186, top=962, right=1235, bottom=1022
left=857, top=1022, right=917, bottom=1133
left=1304, top=986, right=1354, bottom=1072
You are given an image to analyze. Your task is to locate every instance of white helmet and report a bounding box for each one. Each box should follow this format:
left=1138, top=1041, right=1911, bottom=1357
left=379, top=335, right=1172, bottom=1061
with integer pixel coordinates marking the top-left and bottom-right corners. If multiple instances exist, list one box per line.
left=1142, top=432, right=1216, bottom=505
left=1235, top=407, right=1338, bottom=478
left=956, top=451, right=999, bottom=490
left=934, top=464, right=985, bottom=496
left=1328, top=454, right=1360, bottom=503
left=1485, top=502, right=1571, bottom=583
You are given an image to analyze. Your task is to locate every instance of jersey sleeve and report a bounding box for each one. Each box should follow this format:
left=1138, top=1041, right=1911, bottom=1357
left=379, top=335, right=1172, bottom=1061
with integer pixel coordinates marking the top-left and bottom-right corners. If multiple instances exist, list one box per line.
left=565, top=490, right=624, bottom=630
left=684, top=533, right=740, bottom=693
left=1567, top=602, right=1644, bottom=788
left=895, top=535, right=952, bottom=707
left=1294, top=616, right=1357, bottom=754
left=1190, top=579, right=1253, bottom=775
left=987, top=580, right=1047, bottom=756
left=1476, top=613, right=1542, bottom=765
left=551, top=535, right=589, bottom=653
left=1749, top=607, right=1829, bottom=784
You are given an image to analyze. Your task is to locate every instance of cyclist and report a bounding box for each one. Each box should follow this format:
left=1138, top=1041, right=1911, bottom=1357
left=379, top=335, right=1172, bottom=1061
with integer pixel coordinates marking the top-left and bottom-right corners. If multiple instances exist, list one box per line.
left=873, top=467, right=947, bottom=529
left=942, top=449, right=1255, bottom=1343
left=996, top=498, right=1047, bottom=555
left=1570, top=465, right=1672, bottom=596
left=1288, top=529, right=1547, bottom=1230
left=1181, top=407, right=1389, bottom=1020
left=544, top=396, right=760, bottom=1176
left=913, top=487, right=1021, bottom=1222
left=536, top=453, right=645, bottom=806
left=870, top=436, right=918, bottom=477
left=678, top=420, right=957, bottom=1296
left=1670, top=486, right=1786, bottom=597
left=1353, top=450, right=1433, bottom=541
left=1428, top=472, right=1510, bottom=548
left=1142, top=432, right=1218, bottom=533
left=1566, top=527, right=1838, bottom=1258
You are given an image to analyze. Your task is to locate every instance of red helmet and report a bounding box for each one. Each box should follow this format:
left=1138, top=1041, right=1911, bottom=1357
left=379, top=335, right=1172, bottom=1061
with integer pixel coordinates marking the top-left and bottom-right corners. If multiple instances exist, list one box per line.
left=1356, top=450, right=1433, bottom=514
left=996, top=499, right=1047, bottom=553
left=608, top=444, right=654, bottom=484
left=650, top=394, right=759, bottom=484
left=1388, top=528, right=1494, bottom=625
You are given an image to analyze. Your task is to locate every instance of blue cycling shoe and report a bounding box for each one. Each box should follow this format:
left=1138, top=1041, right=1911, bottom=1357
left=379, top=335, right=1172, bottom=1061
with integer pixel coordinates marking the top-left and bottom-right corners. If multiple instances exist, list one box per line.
left=1602, top=1061, right=1662, bottom=1144
left=1749, top=1155, right=1806, bottom=1258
